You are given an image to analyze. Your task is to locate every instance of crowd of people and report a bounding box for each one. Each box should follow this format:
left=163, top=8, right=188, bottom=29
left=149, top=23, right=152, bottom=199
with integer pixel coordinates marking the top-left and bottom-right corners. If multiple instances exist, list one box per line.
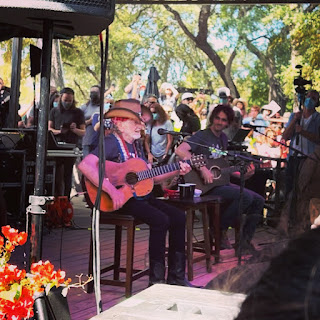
left=1, top=73, right=320, bottom=287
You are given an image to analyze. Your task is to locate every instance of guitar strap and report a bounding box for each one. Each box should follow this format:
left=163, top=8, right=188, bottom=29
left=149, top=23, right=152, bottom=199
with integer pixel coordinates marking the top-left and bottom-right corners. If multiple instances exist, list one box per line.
left=113, top=132, right=138, bottom=162
left=113, top=133, right=149, bottom=201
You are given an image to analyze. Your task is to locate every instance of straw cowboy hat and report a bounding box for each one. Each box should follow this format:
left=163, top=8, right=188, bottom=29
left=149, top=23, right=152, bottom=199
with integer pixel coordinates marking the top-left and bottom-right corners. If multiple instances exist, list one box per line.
left=104, top=99, right=142, bottom=122
left=233, top=98, right=248, bottom=108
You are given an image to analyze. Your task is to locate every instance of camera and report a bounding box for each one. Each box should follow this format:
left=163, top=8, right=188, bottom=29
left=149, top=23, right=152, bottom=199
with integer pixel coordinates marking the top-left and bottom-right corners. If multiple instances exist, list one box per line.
left=294, top=65, right=312, bottom=94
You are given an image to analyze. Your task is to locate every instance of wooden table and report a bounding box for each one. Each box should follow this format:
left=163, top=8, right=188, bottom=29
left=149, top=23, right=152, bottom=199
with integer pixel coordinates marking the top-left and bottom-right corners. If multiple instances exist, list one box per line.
left=160, top=195, right=224, bottom=281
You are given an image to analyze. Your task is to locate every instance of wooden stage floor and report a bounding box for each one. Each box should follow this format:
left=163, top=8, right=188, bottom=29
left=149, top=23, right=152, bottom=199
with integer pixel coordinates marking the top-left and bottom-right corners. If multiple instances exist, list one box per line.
left=11, top=195, right=282, bottom=320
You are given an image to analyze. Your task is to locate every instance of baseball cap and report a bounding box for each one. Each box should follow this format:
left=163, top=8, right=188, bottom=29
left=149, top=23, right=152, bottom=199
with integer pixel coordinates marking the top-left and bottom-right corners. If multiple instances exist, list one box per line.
left=181, top=92, right=194, bottom=101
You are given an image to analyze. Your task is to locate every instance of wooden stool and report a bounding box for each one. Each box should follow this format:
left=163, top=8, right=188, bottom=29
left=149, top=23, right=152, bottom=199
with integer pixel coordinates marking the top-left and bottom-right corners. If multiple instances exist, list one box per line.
left=87, top=213, right=149, bottom=298
left=161, top=195, right=223, bottom=281
left=207, top=202, right=240, bottom=262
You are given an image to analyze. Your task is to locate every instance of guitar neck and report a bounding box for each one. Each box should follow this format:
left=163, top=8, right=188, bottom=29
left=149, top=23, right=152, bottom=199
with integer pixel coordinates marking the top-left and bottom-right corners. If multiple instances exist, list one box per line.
left=137, top=159, right=192, bottom=181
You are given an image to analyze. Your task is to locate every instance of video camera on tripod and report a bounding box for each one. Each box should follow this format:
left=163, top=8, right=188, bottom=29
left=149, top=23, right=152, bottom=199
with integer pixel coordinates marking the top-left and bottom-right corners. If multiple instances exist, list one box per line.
left=294, top=65, right=312, bottom=96
left=293, top=65, right=312, bottom=145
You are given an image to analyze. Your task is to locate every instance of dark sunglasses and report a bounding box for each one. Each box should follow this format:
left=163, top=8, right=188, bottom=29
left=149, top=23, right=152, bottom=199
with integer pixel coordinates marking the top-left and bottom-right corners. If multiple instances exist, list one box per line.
left=187, top=98, right=194, bottom=101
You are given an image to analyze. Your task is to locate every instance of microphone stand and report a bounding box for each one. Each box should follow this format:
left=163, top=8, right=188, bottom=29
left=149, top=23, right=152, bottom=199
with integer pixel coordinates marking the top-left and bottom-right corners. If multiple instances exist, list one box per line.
left=227, top=152, right=262, bottom=265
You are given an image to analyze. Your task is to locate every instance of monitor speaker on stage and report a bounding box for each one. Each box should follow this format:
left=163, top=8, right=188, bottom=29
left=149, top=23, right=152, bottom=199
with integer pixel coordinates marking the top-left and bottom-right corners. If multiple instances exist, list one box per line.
left=30, top=44, right=42, bottom=77
left=0, top=0, right=115, bottom=41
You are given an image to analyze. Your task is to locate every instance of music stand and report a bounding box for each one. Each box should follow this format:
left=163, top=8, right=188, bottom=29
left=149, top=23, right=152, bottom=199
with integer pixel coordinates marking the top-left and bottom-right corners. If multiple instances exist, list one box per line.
left=229, top=128, right=250, bottom=144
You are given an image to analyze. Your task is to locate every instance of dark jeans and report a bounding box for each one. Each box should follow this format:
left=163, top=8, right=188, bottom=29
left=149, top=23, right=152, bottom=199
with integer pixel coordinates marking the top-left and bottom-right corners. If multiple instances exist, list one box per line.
left=207, top=183, right=265, bottom=242
left=285, top=156, right=306, bottom=198
left=55, top=157, right=76, bottom=199
left=117, top=196, right=186, bottom=264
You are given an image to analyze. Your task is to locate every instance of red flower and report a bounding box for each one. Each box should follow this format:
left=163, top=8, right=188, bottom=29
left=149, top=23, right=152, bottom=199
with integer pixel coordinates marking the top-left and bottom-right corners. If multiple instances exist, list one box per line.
left=0, top=287, right=34, bottom=320
left=0, top=226, right=69, bottom=319
left=1, top=226, right=27, bottom=247
left=0, top=264, right=26, bottom=290
left=1, top=226, right=19, bottom=243
left=16, top=232, right=27, bottom=246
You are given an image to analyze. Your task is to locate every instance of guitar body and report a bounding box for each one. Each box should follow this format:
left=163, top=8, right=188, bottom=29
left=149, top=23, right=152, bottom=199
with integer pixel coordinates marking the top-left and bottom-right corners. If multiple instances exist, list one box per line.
left=184, top=157, right=232, bottom=194
left=85, top=158, right=154, bottom=212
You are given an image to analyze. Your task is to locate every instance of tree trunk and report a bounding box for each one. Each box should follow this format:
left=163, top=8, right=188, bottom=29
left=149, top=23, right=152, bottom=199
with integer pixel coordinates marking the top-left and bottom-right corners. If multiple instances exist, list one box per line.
left=165, top=4, right=240, bottom=98
left=51, top=39, right=65, bottom=89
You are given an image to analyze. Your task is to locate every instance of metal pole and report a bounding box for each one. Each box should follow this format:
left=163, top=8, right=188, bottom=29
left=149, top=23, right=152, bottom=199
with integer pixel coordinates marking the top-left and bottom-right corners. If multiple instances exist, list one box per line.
left=8, top=37, right=22, bottom=128
left=30, top=20, right=53, bottom=264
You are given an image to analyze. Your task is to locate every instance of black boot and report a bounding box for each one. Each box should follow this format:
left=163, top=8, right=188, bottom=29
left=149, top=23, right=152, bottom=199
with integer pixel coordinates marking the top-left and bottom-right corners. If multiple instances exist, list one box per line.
left=149, top=259, right=166, bottom=286
left=166, top=249, right=177, bottom=285
left=167, top=252, right=201, bottom=287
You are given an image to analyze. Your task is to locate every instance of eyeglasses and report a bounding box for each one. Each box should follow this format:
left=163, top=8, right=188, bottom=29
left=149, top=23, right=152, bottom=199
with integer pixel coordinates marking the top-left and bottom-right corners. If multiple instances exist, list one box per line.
left=187, top=98, right=194, bottom=102
left=147, top=101, right=156, bottom=104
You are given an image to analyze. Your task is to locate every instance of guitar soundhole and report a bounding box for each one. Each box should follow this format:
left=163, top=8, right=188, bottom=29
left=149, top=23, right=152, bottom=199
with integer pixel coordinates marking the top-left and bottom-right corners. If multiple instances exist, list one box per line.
left=210, top=166, right=221, bottom=179
left=125, top=172, right=138, bottom=185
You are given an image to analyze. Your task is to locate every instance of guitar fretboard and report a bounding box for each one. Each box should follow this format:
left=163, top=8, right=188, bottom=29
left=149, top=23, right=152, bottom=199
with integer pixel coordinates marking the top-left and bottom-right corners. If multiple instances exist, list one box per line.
left=137, top=159, right=192, bottom=181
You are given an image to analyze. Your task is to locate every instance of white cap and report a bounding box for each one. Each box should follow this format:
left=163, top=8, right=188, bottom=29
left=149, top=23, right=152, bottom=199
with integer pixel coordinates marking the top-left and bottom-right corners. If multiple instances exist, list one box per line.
left=217, top=87, right=230, bottom=97
left=181, top=92, right=194, bottom=101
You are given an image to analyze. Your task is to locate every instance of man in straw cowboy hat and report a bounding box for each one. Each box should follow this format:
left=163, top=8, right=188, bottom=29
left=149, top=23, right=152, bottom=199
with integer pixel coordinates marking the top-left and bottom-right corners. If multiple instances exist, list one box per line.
left=78, top=99, right=195, bottom=287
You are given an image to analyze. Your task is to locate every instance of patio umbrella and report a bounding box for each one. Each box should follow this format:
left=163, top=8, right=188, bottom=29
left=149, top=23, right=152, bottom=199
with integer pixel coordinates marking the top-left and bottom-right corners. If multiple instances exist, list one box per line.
left=145, top=66, right=160, bottom=99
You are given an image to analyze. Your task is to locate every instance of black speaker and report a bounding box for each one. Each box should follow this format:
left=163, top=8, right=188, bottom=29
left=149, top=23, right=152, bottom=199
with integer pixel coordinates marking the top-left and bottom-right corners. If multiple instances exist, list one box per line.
left=30, top=44, right=42, bottom=77
left=0, top=0, right=115, bottom=41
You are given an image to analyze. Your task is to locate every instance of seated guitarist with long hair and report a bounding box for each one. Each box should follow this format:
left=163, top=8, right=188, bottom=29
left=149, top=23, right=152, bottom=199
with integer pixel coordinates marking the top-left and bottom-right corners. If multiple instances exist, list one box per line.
left=78, top=99, right=195, bottom=286
left=176, top=104, right=265, bottom=256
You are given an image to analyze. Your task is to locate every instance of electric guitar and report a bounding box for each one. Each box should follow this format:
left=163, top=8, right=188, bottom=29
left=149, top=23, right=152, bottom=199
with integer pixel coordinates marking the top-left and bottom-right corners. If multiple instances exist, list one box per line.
left=184, top=157, right=243, bottom=194
left=84, top=155, right=206, bottom=212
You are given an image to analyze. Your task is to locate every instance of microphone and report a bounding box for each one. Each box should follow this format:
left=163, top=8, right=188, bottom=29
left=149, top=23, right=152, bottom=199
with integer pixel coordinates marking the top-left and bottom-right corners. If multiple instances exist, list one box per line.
left=243, top=123, right=268, bottom=129
left=157, top=128, right=190, bottom=136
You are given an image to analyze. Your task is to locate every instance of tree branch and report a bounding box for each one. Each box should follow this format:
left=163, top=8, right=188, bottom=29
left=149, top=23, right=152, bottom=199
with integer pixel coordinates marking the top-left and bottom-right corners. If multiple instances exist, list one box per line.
left=196, top=5, right=212, bottom=43
left=226, top=49, right=236, bottom=76
left=164, top=5, right=197, bottom=42
left=304, top=3, right=319, bottom=13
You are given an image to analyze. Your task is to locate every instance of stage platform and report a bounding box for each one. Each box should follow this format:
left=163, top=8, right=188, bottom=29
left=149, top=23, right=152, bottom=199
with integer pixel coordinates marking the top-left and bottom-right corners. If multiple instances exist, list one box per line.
left=10, top=195, right=286, bottom=320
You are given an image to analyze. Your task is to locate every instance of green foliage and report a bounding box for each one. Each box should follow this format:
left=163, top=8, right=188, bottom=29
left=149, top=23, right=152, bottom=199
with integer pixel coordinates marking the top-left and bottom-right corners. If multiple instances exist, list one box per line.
left=0, top=3, right=319, bottom=112
left=246, top=60, right=269, bottom=108
left=291, top=9, right=320, bottom=69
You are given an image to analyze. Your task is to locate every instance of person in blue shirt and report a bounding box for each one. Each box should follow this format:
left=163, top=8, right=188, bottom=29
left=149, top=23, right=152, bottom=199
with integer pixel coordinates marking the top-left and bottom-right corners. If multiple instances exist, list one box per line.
left=242, top=105, right=269, bottom=137
left=282, top=89, right=320, bottom=197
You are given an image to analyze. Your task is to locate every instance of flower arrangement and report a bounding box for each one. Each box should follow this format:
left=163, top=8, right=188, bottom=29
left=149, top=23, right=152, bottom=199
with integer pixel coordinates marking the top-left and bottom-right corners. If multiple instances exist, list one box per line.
left=0, top=225, right=71, bottom=320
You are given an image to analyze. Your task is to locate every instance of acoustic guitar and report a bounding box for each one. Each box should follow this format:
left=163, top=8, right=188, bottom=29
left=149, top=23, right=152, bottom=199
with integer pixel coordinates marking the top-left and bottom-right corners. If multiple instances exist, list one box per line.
left=85, top=155, right=206, bottom=212
left=184, top=157, right=242, bottom=194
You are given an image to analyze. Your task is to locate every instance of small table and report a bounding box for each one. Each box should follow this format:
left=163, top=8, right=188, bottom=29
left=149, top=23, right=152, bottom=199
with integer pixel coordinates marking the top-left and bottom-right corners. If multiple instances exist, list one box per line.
left=161, top=194, right=224, bottom=281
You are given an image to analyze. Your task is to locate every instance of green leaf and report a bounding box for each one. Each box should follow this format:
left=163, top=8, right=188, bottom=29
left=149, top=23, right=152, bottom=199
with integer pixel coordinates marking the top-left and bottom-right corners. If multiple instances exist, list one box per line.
left=0, top=283, right=22, bottom=302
